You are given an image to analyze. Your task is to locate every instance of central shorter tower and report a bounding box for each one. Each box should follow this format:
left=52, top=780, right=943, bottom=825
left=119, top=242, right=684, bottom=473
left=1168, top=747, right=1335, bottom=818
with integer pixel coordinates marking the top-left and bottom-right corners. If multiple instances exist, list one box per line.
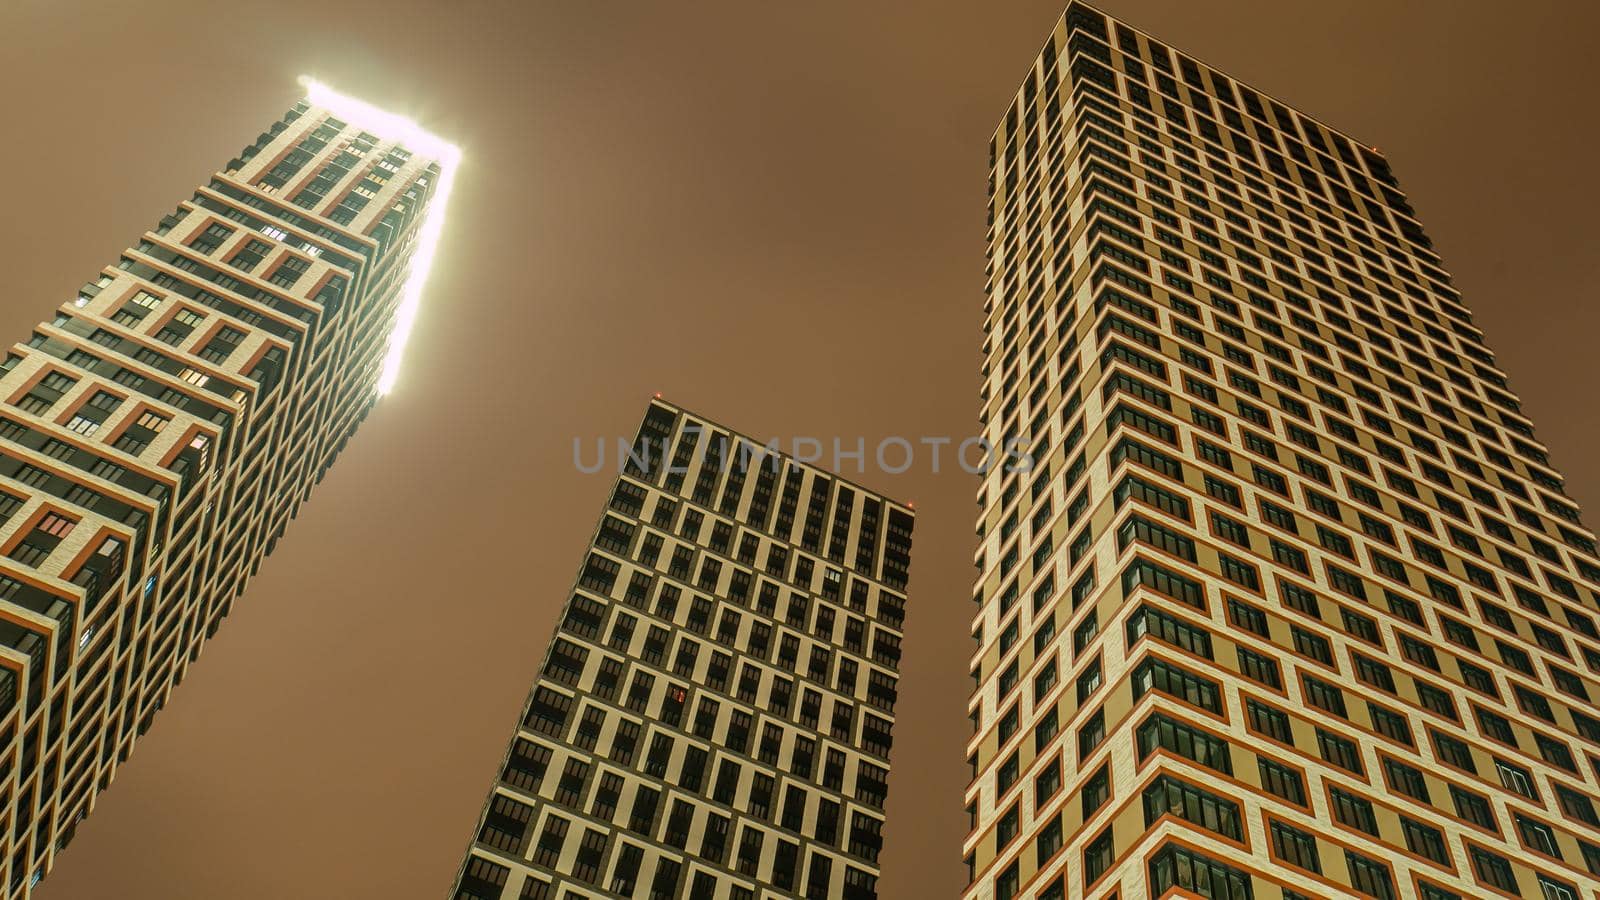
left=453, top=399, right=914, bottom=900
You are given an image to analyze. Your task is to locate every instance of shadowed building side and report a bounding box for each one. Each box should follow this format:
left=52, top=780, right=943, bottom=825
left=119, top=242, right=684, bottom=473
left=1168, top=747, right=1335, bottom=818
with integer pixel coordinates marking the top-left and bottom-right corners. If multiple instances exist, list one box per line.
left=451, top=399, right=914, bottom=900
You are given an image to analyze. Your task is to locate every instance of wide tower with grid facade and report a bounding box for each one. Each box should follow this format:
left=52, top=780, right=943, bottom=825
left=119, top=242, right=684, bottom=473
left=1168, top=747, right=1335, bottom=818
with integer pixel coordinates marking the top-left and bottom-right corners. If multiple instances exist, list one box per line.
left=0, top=83, right=455, bottom=896
left=964, top=4, right=1600, bottom=899
left=452, top=399, right=914, bottom=900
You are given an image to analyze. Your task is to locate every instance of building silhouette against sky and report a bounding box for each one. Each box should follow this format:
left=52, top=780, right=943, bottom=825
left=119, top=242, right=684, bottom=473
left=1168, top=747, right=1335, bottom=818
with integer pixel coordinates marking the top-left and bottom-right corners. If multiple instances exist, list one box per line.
left=452, top=399, right=913, bottom=899
left=0, top=84, right=455, bottom=896
left=965, top=3, right=1600, bottom=899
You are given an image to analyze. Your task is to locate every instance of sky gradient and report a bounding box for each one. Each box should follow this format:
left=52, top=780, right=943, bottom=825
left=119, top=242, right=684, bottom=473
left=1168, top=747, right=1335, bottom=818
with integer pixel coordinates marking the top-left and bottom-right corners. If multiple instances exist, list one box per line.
left=2, top=1, right=1598, bottom=897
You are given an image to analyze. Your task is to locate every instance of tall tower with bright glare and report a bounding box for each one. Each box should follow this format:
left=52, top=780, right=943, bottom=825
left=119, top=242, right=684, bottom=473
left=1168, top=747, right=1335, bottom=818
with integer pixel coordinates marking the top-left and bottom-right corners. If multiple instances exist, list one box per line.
left=296, top=78, right=460, bottom=393
left=0, top=82, right=455, bottom=896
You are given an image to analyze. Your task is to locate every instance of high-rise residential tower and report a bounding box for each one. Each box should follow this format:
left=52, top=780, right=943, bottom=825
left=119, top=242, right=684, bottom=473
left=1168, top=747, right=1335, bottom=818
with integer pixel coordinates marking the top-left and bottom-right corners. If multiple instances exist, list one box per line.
left=966, top=4, right=1600, bottom=899
left=0, top=83, right=455, bottom=896
left=452, top=399, right=913, bottom=900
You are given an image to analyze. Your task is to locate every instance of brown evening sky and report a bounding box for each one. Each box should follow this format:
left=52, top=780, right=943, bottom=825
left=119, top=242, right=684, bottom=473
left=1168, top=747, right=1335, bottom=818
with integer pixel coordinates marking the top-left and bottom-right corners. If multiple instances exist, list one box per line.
left=2, top=0, right=1598, bottom=897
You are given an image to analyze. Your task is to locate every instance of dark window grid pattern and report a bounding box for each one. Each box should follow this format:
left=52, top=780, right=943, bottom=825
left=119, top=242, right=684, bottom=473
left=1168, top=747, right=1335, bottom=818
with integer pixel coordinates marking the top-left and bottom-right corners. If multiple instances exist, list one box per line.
left=578, top=509, right=902, bottom=754
left=458, top=409, right=912, bottom=899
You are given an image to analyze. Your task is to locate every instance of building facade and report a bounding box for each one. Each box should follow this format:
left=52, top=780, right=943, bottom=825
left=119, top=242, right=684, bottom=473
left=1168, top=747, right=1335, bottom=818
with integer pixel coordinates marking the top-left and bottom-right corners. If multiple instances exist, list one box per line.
left=965, top=4, right=1600, bottom=899
left=452, top=399, right=913, bottom=900
left=0, top=84, right=455, bottom=896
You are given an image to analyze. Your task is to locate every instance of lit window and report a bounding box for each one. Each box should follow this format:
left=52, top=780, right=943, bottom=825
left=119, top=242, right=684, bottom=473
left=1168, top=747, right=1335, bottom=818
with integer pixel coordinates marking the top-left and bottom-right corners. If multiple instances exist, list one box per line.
left=37, top=512, right=76, bottom=538
left=136, top=411, right=169, bottom=433
left=64, top=415, right=97, bottom=436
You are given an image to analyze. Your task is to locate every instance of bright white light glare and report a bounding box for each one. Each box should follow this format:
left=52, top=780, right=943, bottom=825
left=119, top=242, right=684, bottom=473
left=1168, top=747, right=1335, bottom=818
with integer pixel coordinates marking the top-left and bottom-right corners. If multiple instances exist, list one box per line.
left=296, top=76, right=461, bottom=396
